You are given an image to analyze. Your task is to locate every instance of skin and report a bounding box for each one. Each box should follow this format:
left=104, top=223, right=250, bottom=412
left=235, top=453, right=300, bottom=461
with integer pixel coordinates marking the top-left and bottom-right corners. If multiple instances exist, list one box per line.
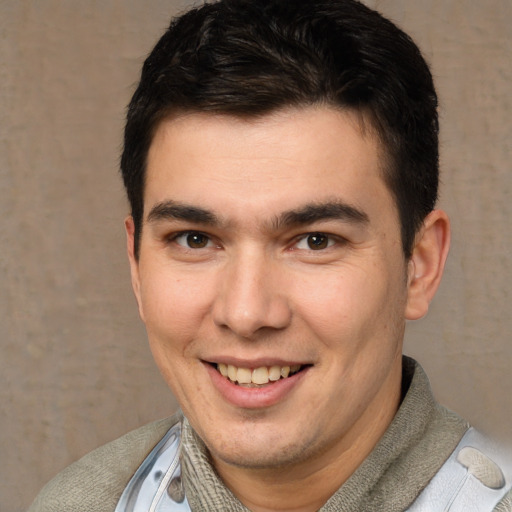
left=126, top=106, right=450, bottom=511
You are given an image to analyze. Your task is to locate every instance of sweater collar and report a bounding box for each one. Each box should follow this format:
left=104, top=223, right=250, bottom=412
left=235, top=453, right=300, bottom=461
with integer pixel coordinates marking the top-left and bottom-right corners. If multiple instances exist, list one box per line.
left=179, top=356, right=468, bottom=511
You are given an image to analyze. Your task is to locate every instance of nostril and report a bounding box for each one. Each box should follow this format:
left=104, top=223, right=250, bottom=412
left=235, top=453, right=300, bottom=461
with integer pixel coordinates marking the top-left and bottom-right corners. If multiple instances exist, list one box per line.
left=211, top=267, right=292, bottom=337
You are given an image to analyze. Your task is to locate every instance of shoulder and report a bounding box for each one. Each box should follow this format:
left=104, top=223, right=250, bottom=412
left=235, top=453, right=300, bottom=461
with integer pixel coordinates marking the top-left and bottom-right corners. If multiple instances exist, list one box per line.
left=27, top=414, right=180, bottom=512
left=407, top=426, right=512, bottom=512
left=495, top=490, right=512, bottom=511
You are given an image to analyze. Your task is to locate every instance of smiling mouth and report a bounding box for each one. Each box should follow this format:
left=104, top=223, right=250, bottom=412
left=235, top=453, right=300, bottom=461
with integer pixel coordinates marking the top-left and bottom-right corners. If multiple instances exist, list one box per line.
left=215, top=363, right=306, bottom=387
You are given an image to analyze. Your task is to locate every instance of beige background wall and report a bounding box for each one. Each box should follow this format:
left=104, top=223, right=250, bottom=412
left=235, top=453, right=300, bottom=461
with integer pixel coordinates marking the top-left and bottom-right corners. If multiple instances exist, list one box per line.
left=1, top=1, right=510, bottom=510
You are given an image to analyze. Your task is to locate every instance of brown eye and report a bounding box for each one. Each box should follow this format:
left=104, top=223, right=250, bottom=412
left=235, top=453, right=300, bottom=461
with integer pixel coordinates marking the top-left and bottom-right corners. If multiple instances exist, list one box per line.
left=306, top=233, right=329, bottom=250
left=186, top=233, right=209, bottom=248
left=174, top=232, right=212, bottom=249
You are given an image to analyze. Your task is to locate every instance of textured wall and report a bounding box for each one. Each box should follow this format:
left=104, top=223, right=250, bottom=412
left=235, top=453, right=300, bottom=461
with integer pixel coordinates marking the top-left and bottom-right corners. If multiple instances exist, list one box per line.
left=1, top=1, right=510, bottom=510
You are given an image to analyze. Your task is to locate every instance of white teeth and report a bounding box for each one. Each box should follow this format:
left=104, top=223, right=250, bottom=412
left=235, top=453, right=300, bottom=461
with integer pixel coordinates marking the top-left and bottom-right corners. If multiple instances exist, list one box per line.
left=217, top=363, right=303, bottom=385
left=268, top=366, right=281, bottom=381
left=236, top=367, right=252, bottom=384
left=218, top=363, right=228, bottom=377
left=252, top=367, right=269, bottom=385
left=227, top=364, right=237, bottom=381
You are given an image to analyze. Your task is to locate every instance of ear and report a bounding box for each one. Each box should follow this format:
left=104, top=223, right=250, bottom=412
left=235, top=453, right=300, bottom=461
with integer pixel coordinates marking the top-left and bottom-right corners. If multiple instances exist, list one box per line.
left=125, top=216, right=145, bottom=322
left=405, top=210, right=450, bottom=320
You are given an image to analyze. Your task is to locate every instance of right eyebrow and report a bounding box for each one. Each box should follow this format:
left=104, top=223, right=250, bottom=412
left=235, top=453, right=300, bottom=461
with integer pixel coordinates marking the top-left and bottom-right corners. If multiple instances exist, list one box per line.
left=273, top=200, right=370, bottom=230
left=146, top=200, right=220, bottom=226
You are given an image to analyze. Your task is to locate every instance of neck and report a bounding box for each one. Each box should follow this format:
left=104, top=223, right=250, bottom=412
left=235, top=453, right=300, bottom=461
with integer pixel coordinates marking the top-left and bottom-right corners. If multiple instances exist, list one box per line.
left=212, top=364, right=402, bottom=512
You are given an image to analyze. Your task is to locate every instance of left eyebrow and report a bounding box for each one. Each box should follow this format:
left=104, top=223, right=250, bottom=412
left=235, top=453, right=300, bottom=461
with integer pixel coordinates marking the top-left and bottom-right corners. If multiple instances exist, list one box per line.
left=146, top=200, right=220, bottom=226
left=272, top=201, right=370, bottom=230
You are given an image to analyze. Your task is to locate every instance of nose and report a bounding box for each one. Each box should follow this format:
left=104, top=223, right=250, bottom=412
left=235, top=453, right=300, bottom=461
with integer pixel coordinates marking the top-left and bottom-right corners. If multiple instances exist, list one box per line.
left=212, top=250, right=292, bottom=339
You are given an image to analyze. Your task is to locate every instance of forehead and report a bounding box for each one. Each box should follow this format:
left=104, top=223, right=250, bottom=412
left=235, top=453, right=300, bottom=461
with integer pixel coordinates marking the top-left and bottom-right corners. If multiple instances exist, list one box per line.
left=144, top=107, right=396, bottom=225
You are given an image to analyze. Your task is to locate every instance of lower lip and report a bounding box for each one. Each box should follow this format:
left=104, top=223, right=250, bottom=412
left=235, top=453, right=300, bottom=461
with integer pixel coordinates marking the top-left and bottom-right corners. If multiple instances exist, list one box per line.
left=205, top=363, right=309, bottom=409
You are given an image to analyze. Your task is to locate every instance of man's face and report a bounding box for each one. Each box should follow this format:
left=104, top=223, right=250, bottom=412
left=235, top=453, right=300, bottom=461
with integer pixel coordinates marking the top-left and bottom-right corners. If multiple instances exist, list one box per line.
left=127, top=107, right=415, bottom=471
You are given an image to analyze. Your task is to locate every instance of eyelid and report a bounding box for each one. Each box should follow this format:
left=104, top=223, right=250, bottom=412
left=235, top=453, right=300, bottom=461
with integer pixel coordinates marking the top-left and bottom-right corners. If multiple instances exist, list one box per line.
left=293, top=232, right=341, bottom=250
left=169, top=230, right=217, bottom=249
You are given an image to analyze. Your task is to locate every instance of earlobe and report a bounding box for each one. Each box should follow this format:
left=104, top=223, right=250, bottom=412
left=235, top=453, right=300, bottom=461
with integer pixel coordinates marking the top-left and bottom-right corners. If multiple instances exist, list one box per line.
left=405, top=210, right=450, bottom=320
left=125, top=216, right=145, bottom=322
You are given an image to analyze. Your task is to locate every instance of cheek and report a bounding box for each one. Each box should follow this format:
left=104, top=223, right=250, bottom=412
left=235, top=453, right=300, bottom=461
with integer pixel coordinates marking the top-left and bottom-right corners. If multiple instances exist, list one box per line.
left=139, top=269, right=214, bottom=346
left=293, top=264, right=405, bottom=348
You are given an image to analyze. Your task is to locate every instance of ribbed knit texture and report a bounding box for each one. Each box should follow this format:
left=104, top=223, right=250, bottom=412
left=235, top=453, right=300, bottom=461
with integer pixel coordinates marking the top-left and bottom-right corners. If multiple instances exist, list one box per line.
left=27, top=417, right=174, bottom=512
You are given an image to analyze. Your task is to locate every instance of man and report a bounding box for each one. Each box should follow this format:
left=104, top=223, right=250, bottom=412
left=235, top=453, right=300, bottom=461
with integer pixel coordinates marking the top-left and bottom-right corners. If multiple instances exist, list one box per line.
left=29, top=0, right=511, bottom=510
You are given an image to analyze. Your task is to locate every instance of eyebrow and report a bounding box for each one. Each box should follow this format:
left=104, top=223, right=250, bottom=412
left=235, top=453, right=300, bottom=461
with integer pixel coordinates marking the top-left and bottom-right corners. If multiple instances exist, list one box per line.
left=146, top=199, right=369, bottom=230
left=274, top=201, right=369, bottom=230
left=147, top=201, right=220, bottom=225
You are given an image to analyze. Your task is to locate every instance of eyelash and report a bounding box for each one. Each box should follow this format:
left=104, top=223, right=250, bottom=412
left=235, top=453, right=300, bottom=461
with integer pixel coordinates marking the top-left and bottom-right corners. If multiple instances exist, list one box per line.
left=168, top=230, right=342, bottom=252
left=294, top=232, right=338, bottom=251
left=170, top=231, right=216, bottom=250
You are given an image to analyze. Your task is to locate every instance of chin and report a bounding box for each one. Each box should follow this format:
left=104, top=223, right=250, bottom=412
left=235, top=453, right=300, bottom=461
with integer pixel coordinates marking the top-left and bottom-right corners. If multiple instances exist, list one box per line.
left=201, top=421, right=318, bottom=471
left=212, top=443, right=307, bottom=470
